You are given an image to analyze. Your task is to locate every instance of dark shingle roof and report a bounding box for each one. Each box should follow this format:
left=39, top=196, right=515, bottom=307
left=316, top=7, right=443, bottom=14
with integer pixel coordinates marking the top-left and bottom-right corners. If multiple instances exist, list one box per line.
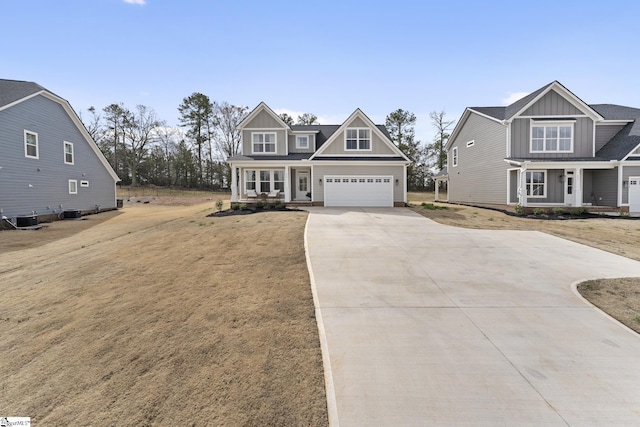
left=290, top=124, right=391, bottom=149
left=228, top=153, right=313, bottom=161
left=313, top=156, right=406, bottom=161
left=470, top=106, right=506, bottom=120
left=0, top=79, right=45, bottom=108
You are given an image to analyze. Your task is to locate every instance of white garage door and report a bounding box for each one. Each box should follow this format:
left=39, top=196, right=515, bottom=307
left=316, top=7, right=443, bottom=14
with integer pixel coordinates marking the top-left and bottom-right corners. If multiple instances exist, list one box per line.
left=630, top=176, right=640, bottom=213
left=324, top=175, right=393, bottom=207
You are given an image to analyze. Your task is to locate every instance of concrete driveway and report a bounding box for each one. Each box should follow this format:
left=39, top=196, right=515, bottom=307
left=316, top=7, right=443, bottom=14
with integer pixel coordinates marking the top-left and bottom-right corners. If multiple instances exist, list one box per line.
left=305, top=208, right=640, bottom=426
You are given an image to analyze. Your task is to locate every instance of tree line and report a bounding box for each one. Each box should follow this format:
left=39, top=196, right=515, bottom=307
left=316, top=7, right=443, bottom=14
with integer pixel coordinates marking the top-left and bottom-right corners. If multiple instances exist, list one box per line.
left=81, top=97, right=453, bottom=191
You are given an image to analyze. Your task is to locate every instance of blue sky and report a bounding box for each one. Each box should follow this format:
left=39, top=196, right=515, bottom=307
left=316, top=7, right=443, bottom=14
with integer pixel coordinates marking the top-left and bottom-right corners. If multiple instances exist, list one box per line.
left=2, top=0, right=639, bottom=140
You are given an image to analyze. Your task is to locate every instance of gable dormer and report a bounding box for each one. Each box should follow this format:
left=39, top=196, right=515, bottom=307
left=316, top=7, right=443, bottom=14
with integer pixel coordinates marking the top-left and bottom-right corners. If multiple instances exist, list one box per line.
left=310, top=109, right=408, bottom=159
left=238, top=102, right=290, bottom=156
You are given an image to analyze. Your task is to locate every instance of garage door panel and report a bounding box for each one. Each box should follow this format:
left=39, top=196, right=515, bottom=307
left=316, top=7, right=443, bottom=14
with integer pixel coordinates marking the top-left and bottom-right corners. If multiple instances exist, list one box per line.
left=324, top=175, right=393, bottom=207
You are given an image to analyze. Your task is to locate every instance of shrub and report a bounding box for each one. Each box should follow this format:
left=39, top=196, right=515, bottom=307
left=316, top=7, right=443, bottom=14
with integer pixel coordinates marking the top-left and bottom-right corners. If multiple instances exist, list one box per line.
left=421, top=202, right=448, bottom=211
left=274, top=202, right=284, bottom=209
left=215, top=199, right=224, bottom=211
left=255, top=201, right=264, bottom=209
left=514, top=204, right=524, bottom=215
left=239, top=203, right=247, bottom=210
left=570, top=207, right=587, bottom=216
left=552, top=207, right=566, bottom=215
left=230, top=202, right=240, bottom=210
left=532, top=208, right=547, bottom=215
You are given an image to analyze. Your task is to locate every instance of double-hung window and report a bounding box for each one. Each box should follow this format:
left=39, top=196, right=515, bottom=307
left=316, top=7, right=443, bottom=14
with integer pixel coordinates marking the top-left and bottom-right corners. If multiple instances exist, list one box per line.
left=64, top=141, right=74, bottom=164
left=531, top=122, right=573, bottom=153
left=245, top=170, right=256, bottom=191
left=246, top=169, right=285, bottom=193
left=526, top=171, right=546, bottom=197
left=252, top=132, right=276, bottom=153
left=345, top=128, right=371, bottom=150
left=452, top=147, right=458, bottom=167
left=25, top=130, right=38, bottom=159
left=296, top=135, right=309, bottom=149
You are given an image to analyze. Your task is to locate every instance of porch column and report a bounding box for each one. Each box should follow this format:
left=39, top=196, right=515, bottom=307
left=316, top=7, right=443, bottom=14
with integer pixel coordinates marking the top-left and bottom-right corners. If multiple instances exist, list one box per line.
left=519, top=168, right=527, bottom=207
left=435, top=179, right=440, bottom=201
left=284, top=166, right=291, bottom=202
left=574, top=168, right=582, bottom=207
left=231, top=165, right=238, bottom=202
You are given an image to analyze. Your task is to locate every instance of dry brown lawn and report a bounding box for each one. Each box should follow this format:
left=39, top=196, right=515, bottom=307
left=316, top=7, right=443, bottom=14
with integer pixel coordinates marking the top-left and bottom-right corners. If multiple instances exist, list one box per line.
left=408, top=191, right=640, bottom=336
left=0, top=198, right=328, bottom=425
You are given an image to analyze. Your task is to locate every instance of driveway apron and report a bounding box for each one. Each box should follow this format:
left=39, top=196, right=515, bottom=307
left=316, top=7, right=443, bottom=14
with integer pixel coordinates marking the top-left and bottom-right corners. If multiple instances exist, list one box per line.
left=305, top=207, right=640, bottom=426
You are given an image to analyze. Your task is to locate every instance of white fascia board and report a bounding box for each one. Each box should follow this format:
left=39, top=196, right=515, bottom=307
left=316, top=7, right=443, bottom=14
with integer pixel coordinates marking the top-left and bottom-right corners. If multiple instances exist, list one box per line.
left=447, top=108, right=506, bottom=151
left=504, top=159, right=523, bottom=167
left=598, top=120, right=634, bottom=125
left=510, top=82, right=604, bottom=121
left=41, top=91, right=120, bottom=182
left=520, top=160, right=618, bottom=169
left=621, top=142, right=640, bottom=161
left=0, top=90, right=45, bottom=112
left=310, top=160, right=410, bottom=166
left=291, top=130, right=320, bottom=134
left=238, top=102, right=291, bottom=130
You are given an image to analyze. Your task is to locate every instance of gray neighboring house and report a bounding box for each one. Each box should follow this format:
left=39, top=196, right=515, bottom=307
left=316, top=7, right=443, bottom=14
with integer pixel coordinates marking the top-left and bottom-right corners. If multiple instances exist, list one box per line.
left=0, top=79, right=120, bottom=221
left=228, top=102, right=409, bottom=207
left=441, top=80, right=640, bottom=213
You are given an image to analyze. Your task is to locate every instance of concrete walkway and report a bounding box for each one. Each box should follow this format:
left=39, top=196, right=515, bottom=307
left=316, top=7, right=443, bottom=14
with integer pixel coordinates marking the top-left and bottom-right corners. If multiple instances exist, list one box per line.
left=305, top=208, right=640, bottom=426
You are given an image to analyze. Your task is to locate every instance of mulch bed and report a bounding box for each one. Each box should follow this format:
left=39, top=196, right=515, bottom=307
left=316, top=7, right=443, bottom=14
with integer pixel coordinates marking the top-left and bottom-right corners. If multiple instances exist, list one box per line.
left=207, top=207, right=302, bottom=217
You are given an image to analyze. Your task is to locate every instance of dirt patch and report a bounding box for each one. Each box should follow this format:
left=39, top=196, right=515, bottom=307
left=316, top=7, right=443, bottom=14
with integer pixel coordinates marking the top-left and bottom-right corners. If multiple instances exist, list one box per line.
left=408, top=192, right=640, bottom=336
left=0, top=202, right=328, bottom=425
left=578, top=279, right=640, bottom=334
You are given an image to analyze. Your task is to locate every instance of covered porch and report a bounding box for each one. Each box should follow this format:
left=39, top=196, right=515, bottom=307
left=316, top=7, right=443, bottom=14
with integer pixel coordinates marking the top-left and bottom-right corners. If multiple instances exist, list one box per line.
left=506, top=160, right=620, bottom=208
left=230, top=163, right=313, bottom=204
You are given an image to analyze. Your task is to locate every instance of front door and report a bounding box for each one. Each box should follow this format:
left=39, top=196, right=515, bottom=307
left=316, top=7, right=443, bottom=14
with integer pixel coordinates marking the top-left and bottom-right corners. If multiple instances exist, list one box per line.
left=297, top=172, right=309, bottom=200
left=564, top=170, right=575, bottom=206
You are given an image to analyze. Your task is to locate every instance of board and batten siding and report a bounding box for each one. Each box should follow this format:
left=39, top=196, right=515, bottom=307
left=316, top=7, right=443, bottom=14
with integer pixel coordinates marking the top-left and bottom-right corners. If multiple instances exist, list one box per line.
left=591, top=168, right=618, bottom=207
left=318, top=117, right=395, bottom=156
left=595, top=124, right=626, bottom=153
left=243, top=109, right=284, bottom=129
left=0, top=95, right=117, bottom=219
left=521, top=90, right=584, bottom=116
left=312, top=164, right=405, bottom=203
left=510, top=117, right=593, bottom=159
left=622, top=165, right=640, bottom=204
left=448, top=113, right=508, bottom=205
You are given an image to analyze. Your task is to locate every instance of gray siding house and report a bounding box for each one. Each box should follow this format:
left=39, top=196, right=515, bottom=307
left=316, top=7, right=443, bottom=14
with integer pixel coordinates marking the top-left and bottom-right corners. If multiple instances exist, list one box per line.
left=441, top=81, right=640, bottom=213
left=228, top=103, right=409, bottom=207
left=0, top=79, right=119, bottom=221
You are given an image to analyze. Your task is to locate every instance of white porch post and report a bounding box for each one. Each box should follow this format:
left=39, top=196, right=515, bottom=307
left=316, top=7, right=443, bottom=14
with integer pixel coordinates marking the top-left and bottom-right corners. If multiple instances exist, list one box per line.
left=435, top=179, right=440, bottom=201
left=284, top=166, right=291, bottom=202
left=231, top=165, right=238, bottom=202
left=519, top=168, right=527, bottom=207
left=574, top=168, right=582, bottom=207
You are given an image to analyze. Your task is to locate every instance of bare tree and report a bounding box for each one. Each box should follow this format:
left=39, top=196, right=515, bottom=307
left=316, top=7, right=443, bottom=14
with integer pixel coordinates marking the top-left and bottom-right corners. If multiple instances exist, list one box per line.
left=426, top=111, right=455, bottom=171
left=296, top=113, right=319, bottom=125
left=279, top=113, right=294, bottom=126
left=213, top=102, right=248, bottom=186
left=124, top=105, right=164, bottom=186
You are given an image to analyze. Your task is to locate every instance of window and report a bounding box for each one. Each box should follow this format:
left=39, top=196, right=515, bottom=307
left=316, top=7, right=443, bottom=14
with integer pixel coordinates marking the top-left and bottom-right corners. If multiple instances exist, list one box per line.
left=245, top=170, right=256, bottom=191
left=260, top=170, right=271, bottom=192
left=466, top=140, right=475, bottom=147
left=526, top=171, right=546, bottom=197
left=273, top=170, right=284, bottom=191
left=69, top=179, right=78, bottom=194
left=64, top=141, right=74, bottom=164
left=296, top=135, right=309, bottom=149
left=452, top=147, right=458, bottom=167
left=252, top=132, right=276, bottom=153
left=345, top=128, right=371, bottom=150
left=25, top=130, right=38, bottom=158
left=531, top=123, right=573, bottom=153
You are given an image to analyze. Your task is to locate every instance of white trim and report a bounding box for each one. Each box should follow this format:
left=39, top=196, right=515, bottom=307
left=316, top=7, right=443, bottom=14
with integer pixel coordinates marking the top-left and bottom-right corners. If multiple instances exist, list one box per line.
left=238, top=102, right=291, bottom=130
left=506, top=168, right=519, bottom=204
left=310, top=109, right=410, bottom=161
left=296, top=135, right=310, bottom=149
left=506, top=123, right=511, bottom=157
left=618, top=165, right=624, bottom=207
left=24, top=130, right=39, bottom=159
left=0, top=90, right=45, bottom=112
left=323, top=175, right=394, bottom=207
left=466, top=108, right=504, bottom=124
left=466, top=140, right=475, bottom=148
left=592, top=120, right=596, bottom=157
left=447, top=108, right=506, bottom=150
left=530, top=121, right=574, bottom=153
left=314, top=153, right=401, bottom=158
left=598, top=120, right=634, bottom=125
left=517, top=115, right=587, bottom=119
left=80, top=180, right=89, bottom=187
left=509, top=81, right=604, bottom=122
left=621, top=142, right=640, bottom=161
left=452, top=147, right=458, bottom=167
left=64, top=141, right=74, bottom=165
left=291, top=130, right=320, bottom=134
left=250, top=132, right=277, bottom=154
left=243, top=127, right=288, bottom=130
left=68, top=179, right=78, bottom=194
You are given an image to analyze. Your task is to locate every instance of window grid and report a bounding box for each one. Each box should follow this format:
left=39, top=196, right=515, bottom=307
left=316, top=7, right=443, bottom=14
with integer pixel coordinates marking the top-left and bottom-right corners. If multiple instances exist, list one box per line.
left=252, top=132, right=277, bottom=153
left=531, top=124, right=573, bottom=153
left=345, top=128, right=371, bottom=150
left=25, top=130, right=38, bottom=159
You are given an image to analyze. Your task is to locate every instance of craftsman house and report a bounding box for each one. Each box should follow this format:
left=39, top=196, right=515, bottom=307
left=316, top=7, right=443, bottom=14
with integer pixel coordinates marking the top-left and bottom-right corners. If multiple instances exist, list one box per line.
left=228, top=103, right=409, bottom=207
left=440, top=81, right=640, bottom=213
left=0, top=79, right=119, bottom=222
